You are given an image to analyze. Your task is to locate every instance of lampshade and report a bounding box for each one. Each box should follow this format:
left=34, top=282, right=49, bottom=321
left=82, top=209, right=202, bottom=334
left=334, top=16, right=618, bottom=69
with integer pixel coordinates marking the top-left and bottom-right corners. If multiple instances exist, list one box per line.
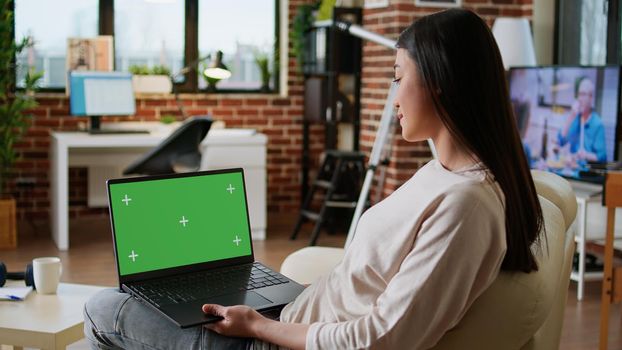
left=492, top=17, right=537, bottom=70
left=203, top=51, right=231, bottom=80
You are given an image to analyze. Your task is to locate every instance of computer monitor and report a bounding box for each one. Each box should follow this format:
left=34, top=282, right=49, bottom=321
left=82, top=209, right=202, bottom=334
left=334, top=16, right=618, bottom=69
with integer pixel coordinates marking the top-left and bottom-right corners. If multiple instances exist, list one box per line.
left=69, top=71, right=136, bottom=133
left=508, top=65, right=621, bottom=184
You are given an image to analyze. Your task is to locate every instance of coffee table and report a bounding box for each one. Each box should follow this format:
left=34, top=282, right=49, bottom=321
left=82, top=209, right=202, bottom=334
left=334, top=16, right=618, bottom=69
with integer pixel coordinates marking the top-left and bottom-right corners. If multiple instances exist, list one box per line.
left=0, top=281, right=107, bottom=350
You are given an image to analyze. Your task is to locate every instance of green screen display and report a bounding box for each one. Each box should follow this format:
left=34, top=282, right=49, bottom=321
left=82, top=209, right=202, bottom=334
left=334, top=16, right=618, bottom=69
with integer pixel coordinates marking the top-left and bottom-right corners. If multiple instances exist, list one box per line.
left=109, top=171, right=252, bottom=276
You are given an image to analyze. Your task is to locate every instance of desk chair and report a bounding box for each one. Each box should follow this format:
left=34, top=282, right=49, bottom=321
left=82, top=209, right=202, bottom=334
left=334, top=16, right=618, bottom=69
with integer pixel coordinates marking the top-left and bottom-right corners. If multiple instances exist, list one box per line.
left=281, top=170, right=577, bottom=349
left=123, top=116, right=212, bottom=176
left=599, top=171, right=622, bottom=350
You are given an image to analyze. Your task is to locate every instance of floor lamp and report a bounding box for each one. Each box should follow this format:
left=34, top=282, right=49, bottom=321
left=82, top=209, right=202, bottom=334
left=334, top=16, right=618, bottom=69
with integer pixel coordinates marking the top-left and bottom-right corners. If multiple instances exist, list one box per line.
left=491, top=17, right=537, bottom=69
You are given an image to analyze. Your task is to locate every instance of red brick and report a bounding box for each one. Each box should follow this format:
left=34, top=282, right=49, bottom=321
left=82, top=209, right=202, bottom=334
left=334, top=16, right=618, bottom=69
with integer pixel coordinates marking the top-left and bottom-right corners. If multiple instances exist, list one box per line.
left=195, top=99, right=218, bottom=106
left=272, top=99, right=291, bottom=106
left=135, top=108, right=157, bottom=117
left=13, top=140, right=32, bottom=149
left=212, top=108, right=234, bottom=117
left=13, top=160, right=35, bottom=169
left=144, top=100, right=168, bottom=107
left=220, top=99, right=243, bottom=106
left=224, top=119, right=244, bottom=126
left=25, top=108, right=48, bottom=117
left=473, top=6, right=500, bottom=16
left=167, top=99, right=194, bottom=107
left=34, top=140, right=50, bottom=148
left=33, top=119, right=61, bottom=128
left=246, top=99, right=269, bottom=106
left=243, top=116, right=267, bottom=124
left=49, top=107, right=70, bottom=117
left=61, top=119, right=82, bottom=128
left=263, top=108, right=284, bottom=117
left=184, top=109, right=210, bottom=116
left=237, top=108, right=260, bottom=116
left=36, top=97, right=62, bottom=106
left=25, top=128, right=50, bottom=137
left=21, top=151, right=48, bottom=159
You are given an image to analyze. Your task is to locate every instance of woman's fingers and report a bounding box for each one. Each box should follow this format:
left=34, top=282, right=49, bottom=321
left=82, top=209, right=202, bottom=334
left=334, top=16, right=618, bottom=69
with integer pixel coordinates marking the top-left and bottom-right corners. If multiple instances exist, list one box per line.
left=202, top=303, right=225, bottom=316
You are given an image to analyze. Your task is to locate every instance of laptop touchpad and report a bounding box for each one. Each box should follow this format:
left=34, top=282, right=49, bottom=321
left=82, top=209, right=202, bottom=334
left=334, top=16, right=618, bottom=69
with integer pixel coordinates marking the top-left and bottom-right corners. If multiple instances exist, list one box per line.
left=205, top=291, right=272, bottom=307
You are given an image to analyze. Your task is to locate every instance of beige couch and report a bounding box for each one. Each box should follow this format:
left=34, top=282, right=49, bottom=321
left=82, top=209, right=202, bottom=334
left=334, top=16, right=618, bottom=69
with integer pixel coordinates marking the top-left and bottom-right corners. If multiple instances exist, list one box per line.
left=280, top=170, right=577, bottom=350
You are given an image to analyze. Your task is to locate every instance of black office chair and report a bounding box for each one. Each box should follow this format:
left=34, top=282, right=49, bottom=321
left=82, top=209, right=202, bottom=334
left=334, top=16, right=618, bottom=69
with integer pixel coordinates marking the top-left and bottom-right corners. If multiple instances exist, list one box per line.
left=123, top=116, right=213, bottom=175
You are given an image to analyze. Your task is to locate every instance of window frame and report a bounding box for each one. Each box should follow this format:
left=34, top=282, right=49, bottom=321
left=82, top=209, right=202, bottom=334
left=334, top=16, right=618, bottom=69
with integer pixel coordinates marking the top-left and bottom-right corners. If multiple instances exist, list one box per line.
left=554, top=0, right=621, bottom=65
left=14, top=0, right=280, bottom=94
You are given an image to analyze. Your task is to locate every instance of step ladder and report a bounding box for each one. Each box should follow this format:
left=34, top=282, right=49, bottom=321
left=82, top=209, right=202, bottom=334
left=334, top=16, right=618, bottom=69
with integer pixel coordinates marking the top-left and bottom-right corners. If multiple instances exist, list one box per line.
left=291, top=150, right=366, bottom=246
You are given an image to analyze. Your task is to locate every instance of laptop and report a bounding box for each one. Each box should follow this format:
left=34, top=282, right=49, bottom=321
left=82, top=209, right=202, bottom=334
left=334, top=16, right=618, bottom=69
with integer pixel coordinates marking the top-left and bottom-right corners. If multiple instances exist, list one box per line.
left=107, top=168, right=305, bottom=328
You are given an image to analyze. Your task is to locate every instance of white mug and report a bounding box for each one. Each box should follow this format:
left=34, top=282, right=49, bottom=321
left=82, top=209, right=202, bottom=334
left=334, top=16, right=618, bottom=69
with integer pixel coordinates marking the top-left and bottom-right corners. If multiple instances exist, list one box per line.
left=33, top=257, right=62, bottom=294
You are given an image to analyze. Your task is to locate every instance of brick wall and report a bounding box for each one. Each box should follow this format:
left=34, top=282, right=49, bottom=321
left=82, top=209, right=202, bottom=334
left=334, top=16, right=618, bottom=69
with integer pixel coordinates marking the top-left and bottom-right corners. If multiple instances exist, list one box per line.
left=8, top=0, right=323, bottom=222
left=360, top=0, right=533, bottom=201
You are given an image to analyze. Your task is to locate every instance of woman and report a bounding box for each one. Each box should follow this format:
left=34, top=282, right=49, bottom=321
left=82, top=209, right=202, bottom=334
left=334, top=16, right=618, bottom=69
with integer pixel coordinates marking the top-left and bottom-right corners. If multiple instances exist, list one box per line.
left=84, top=8, right=543, bottom=350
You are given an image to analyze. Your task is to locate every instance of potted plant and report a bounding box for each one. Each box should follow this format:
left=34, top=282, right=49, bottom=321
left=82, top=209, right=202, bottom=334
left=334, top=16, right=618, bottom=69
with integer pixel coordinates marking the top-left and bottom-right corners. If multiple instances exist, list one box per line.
left=130, top=64, right=173, bottom=94
left=254, top=53, right=272, bottom=92
left=290, top=3, right=318, bottom=72
left=0, top=0, right=42, bottom=248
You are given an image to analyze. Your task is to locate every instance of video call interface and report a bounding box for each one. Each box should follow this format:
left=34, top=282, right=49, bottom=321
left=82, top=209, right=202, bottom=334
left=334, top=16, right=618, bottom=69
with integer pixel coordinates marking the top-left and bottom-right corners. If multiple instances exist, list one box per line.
left=509, top=66, right=621, bottom=182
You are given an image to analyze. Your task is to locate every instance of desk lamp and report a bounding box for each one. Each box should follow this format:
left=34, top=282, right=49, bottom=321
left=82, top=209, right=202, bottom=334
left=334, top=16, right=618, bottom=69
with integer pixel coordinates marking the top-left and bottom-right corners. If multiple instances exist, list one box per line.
left=171, top=51, right=231, bottom=117
left=202, top=51, right=232, bottom=92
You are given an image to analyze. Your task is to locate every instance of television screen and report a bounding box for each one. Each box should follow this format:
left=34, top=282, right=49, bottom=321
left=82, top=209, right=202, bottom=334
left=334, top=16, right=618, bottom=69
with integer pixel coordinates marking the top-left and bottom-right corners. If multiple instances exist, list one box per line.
left=508, top=66, right=621, bottom=183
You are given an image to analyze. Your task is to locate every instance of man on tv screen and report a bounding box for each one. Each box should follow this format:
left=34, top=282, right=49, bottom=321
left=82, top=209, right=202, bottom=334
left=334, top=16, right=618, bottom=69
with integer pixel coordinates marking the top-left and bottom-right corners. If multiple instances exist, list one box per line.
left=555, top=76, right=606, bottom=163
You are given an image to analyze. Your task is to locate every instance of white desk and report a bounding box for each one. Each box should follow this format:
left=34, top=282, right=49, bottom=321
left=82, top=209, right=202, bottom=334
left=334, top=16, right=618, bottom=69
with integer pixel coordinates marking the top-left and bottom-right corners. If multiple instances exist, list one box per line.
left=0, top=281, right=107, bottom=350
left=51, top=126, right=267, bottom=250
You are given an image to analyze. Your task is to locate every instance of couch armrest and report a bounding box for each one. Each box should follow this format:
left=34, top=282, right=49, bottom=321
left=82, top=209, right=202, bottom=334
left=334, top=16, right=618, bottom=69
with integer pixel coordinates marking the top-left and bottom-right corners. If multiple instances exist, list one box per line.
left=280, top=247, right=345, bottom=285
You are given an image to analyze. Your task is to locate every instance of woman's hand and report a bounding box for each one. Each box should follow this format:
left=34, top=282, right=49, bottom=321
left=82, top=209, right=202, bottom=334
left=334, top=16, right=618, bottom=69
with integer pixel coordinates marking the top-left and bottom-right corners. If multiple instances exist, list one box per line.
left=202, top=304, right=268, bottom=338
left=202, top=303, right=310, bottom=350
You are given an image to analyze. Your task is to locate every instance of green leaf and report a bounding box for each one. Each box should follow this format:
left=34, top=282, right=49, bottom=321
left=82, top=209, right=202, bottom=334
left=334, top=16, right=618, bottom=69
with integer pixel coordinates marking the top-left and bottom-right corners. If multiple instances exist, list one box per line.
left=0, top=0, right=42, bottom=193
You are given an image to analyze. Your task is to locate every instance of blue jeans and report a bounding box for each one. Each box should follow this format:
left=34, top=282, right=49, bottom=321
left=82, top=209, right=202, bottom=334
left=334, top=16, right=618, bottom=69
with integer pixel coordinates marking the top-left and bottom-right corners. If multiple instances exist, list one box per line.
left=83, top=288, right=253, bottom=350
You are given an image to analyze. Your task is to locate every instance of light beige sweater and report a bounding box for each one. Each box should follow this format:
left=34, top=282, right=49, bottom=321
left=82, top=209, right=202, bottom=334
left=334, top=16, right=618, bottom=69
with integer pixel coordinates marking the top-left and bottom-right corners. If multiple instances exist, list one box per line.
left=280, top=160, right=507, bottom=350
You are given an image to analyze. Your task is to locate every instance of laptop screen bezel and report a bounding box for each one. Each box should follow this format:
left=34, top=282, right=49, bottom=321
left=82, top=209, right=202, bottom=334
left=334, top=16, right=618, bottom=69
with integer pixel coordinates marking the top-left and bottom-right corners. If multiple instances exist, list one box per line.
left=107, top=168, right=255, bottom=288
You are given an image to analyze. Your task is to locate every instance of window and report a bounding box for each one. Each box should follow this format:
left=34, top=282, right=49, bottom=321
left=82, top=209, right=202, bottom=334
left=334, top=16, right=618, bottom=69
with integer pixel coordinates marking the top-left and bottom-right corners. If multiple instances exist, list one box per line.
left=556, top=0, right=620, bottom=64
left=13, top=0, right=279, bottom=92
left=114, top=0, right=185, bottom=75
left=198, top=0, right=276, bottom=90
left=14, top=0, right=98, bottom=88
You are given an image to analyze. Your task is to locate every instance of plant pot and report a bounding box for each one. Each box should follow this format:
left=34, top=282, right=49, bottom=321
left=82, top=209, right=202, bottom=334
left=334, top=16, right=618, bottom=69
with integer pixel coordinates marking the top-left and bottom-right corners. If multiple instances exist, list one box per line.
left=132, top=75, right=172, bottom=94
left=259, top=82, right=271, bottom=93
left=0, top=196, right=17, bottom=249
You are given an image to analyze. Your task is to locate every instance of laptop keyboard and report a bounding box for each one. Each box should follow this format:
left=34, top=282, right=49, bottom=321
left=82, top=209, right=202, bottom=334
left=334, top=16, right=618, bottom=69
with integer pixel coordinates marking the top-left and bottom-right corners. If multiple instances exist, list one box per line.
left=129, top=262, right=290, bottom=307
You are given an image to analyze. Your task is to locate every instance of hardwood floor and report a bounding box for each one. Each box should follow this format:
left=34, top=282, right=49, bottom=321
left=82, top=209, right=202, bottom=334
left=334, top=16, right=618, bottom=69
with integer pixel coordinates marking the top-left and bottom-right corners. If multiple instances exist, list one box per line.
left=1, top=215, right=621, bottom=349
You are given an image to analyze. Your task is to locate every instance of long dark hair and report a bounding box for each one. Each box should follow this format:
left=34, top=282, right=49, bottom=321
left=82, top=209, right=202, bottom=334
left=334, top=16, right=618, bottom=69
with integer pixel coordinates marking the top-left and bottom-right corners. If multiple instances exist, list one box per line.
left=397, top=9, right=544, bottom=273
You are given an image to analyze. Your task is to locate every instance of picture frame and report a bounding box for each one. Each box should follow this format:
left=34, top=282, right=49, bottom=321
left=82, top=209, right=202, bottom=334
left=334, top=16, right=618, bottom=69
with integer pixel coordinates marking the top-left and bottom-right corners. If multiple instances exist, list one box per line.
left=415, top=0, right=462, bottom=7
left=65, top=36, right=114, bottom=95
left=66, top=36, right=113, bottom=72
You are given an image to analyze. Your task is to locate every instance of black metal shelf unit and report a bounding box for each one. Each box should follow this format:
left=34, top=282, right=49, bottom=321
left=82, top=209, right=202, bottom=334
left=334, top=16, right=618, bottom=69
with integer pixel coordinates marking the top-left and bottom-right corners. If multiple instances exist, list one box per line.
left=301, top=7, right=363, bottom=201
